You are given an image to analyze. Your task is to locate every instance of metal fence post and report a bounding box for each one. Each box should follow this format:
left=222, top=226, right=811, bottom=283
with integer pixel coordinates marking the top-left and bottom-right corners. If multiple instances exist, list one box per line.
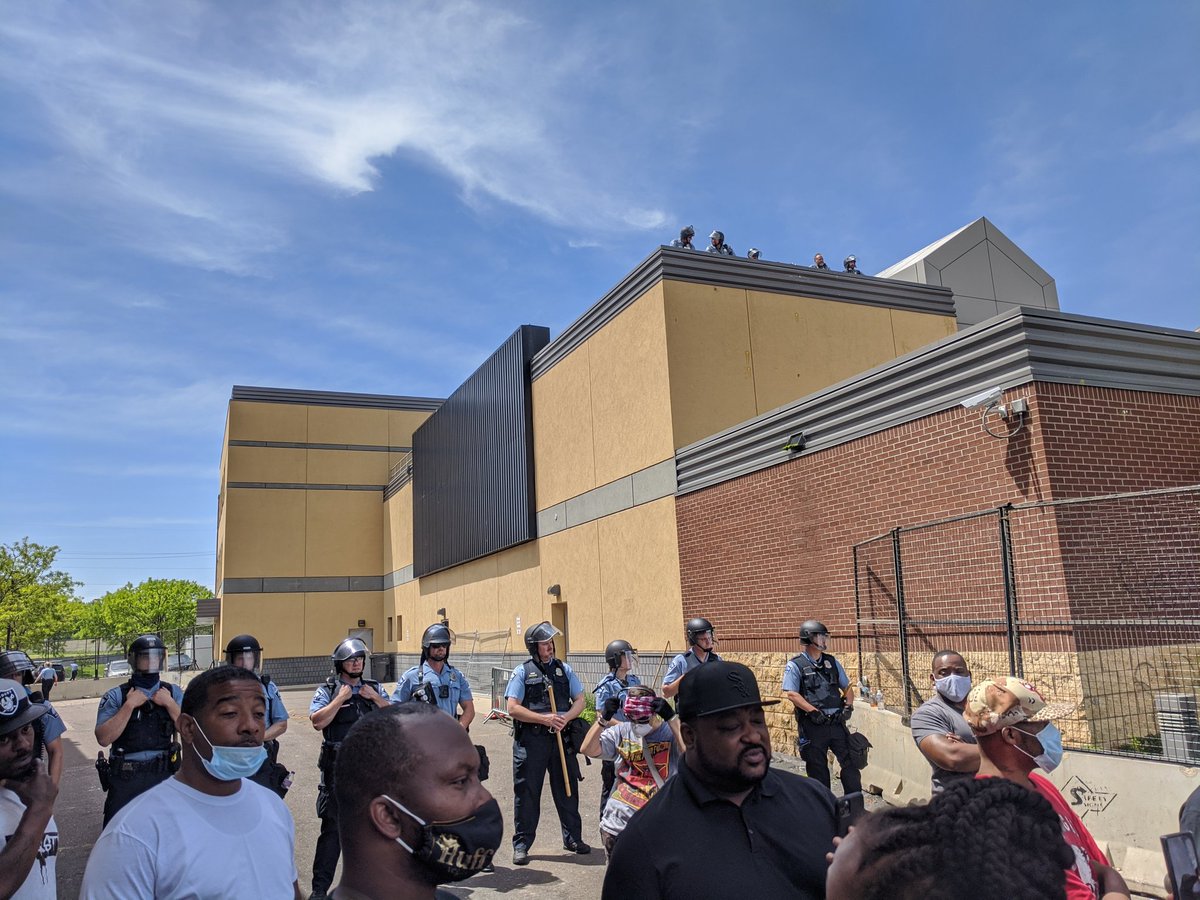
left=998, top=505, right=1023, bottom=678
left=892, top=527, right=911, bottom=716
left=853, top=544, right=864, bottom=681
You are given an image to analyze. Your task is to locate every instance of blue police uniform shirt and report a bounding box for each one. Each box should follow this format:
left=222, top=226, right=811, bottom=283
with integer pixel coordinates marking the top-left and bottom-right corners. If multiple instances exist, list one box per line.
left=663, top=650, right=720, bottom=687
left=394, top=662, right=473, bottom=717
left=783, top=652, right=849, bottom=714
left=505, top=660, right=583, bottom=704
left=594, top=673, right=642, bottom=723
left=96, top=680, right=184, bottom=761
left=23, top=687, right=66, bottom=743
left=263, top=679, right=288, bottom=727
left=309, top=679, right=391, bottom=714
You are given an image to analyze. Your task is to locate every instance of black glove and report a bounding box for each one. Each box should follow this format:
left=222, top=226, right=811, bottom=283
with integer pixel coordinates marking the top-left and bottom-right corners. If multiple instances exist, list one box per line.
left=807, top=710, right=829, bottom=726
left=651, top=698, right=676, bottom=722
left=601, top=697, right=621, bottom=721
left=840, top=706, right=853, bottom=723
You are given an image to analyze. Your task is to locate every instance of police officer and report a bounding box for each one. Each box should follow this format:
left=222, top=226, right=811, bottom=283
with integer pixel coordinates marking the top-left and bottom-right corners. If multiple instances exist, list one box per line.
left=0, top=649, right=67, bottom=787
left=93, top=634, right=183, bottom=825
left=843, top=254, right=865, bottom=275
left=505, top=621, right=589, bottom=866
left=707, top=230, right=735, bottom=256
left=593, top=639, right=641, bottom=817
left=661, top=617, right=721, bottom=699
left=225, top=634, right=291, bottom=797
left=747, top=247, right=762, bottom=260
left=670, top=225, right=696, bottom=250
left=307, top=638, right=391, bottom=900
left=782, top=619, right=861, bottom=794
left=813, top=252, right=830, bottom=270
left=395, top=623, right=475, bottom=729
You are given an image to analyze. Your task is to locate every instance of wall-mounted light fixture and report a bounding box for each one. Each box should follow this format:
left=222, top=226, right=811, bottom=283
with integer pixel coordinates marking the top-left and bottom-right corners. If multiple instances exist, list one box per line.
left=547, top=584, right=561, bottom=598
left=436, top=607, right=448, bottom=627
left=783, top=431, right=806, bottom=452
left=357, top=619, right=366, bottom=628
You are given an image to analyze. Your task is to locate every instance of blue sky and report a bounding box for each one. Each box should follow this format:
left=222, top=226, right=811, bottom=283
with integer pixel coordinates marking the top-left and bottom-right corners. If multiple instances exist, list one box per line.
left=2, top=1, right=1197, bottom=601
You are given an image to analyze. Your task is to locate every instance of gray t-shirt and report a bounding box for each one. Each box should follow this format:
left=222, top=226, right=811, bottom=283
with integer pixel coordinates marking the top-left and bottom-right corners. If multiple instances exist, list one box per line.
left=910, top=691, right=977, bottom=793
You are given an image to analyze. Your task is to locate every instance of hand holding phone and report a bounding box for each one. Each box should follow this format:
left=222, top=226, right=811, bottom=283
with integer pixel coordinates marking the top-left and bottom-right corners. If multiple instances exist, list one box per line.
left=1163, top=831, right=1200, bottom=899
left=836, top=791, right=866, bottom=837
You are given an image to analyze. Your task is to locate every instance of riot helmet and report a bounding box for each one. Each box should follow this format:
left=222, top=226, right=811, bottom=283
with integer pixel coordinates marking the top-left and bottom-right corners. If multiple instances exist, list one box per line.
left=709, top=230, right=724, bottom=245
left=225, top=634, right=263, bottom=671
left=604, top=639, right=638, bottom=673
left=799, top=619, right=830, bottom=647
left=844, top=255, right=857, bottom=270
left=747, top=248, right=761, bottom=260
left=523, top=621, right=561, bottom=659
left=420, top=623, right=454, bottom=661
left=331, top=637, right=369, bottom=675
left=127, top=634, right=167, bottom=674
left=680, top=225, right=695, bottom=240
left=685, top=617, right=715, bottom=646
left=0, top=650, right=36, bottom=682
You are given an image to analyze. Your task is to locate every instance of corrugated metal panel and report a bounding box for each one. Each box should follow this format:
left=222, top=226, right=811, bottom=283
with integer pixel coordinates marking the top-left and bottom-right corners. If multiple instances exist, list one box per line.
left=413, top=325, right=550, bottom=577
left=530, top=247, right=954, bottom=380
left=230, top=385, right=443, bottom=410
left=676, top=308, right=1200, bottom=495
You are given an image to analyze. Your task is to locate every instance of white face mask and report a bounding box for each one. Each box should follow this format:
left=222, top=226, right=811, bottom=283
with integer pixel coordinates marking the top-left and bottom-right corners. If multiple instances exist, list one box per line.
left=934, top=674, right=972, bottom=703
left=631, top=722, right=654, bottom=738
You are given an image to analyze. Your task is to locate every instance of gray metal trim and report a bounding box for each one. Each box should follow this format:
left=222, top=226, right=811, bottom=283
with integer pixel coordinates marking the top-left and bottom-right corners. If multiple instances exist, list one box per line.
left=229, top=440, right=411, bottom=453
left=530, top=247, right=955, bottom=380
left=675, top=307, right=1200, bottom=495
left=231, top=385, right=443, bottom=411
left=536, top=459, right=678, bottom=537
left=226, top=482, right=385, bottom=491
left=383, top=566, right=415, bottom=590
left=222, top=575, right=385, bottom=594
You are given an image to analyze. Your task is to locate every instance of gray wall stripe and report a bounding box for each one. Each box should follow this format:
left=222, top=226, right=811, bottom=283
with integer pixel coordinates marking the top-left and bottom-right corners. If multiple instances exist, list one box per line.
left=383, top=566, right=415, bottom=590
left=222, top=575, right=385, bottom=594
left=535, top=458, right=678, bottom=537
left=229, top=440, right=412, bottom=453
left=675, top=307, right=1200, bottom=496
left=226, top=482, right=385, bottom=491
left=231, top=385, right=443, bottom=411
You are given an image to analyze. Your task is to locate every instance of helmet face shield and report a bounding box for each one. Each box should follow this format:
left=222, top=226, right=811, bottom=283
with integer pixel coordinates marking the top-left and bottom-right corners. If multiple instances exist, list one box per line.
left=229, top=650, right=261, bottom=672
left=132, top=648, right=165, bottom=674
left=622, top=650, right=639, bottom=675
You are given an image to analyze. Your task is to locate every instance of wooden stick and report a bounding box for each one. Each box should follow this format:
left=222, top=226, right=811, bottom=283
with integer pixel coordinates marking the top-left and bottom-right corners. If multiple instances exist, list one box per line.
left=547, top=683, right=572, bottom=798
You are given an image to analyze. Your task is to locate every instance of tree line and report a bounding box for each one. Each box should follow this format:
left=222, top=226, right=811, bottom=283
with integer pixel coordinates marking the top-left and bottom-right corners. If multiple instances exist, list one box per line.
left=0, top=537, right=208, bottom=658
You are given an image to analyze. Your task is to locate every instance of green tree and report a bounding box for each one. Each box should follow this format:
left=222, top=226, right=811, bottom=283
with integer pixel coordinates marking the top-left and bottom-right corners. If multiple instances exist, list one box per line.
left=88, top=578, right=206, bottom=664
left=0, top=538, right=81, bottom=651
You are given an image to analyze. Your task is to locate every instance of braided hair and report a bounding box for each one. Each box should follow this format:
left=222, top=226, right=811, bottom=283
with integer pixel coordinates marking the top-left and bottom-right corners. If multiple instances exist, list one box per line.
left=848, top=777, right=1074, bottom=900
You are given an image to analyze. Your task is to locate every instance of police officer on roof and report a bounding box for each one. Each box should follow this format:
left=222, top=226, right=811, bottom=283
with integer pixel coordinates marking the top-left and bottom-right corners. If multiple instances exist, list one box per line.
left=670, top=225, right=696, bottom=250
left=225, top=634, right=291, bottom=798
left=593, top=639, right=642, bottom=817
left=0, top=650, right=68, bottom=787
left=707, top=230, right=735, bottom=256
left=396, top=623, right=475, bottom=728
left=661, top=617, right=721, bottom=699
left=93, top=634, right=183, bottom=825
left=783, top=619, right=861, bottom=795
left=307, top=637, right=391, bottom=900
left=505, top=621, right=590, bottom=866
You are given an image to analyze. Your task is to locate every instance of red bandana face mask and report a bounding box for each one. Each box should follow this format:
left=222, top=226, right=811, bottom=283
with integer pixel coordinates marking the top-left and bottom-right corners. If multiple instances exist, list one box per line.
left=623, top=695, right=654, bottom=723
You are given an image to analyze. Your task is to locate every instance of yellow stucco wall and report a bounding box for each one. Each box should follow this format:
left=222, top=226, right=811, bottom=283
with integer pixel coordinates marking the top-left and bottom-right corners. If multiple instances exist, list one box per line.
left=228, top=401, right=308, bottom=443
left=383, top=484, right=413, bottom=576
left=223, top=489, right=306, bottom=577
left=227, top=446, right=308, bottom=483
left=305, top=491, right=383, bottom=576
left=221, top=593, right=305, bottom=658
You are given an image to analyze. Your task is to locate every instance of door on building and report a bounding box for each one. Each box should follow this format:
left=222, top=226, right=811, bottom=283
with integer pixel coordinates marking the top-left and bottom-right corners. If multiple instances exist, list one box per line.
left=550, top=603, right=568, bottom=659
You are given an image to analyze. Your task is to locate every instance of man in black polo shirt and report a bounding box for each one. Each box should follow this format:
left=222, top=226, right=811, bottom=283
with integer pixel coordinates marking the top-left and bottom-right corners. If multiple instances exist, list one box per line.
left=602, top=660, right=837, bottom=899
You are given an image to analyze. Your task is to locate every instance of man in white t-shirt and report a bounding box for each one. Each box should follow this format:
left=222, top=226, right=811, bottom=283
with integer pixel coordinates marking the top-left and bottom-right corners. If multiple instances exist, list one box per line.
left=0, top=677, right=59, bottom=899
left=80, top=666, right=301, bottom=899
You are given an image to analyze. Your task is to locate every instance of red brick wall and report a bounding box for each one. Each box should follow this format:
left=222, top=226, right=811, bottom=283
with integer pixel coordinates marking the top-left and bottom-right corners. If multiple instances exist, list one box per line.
left=675, top=384, right=1200, bottom=654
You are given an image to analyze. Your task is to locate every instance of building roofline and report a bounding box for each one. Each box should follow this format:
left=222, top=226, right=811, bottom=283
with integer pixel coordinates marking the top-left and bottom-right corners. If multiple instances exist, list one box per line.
left=675, top=307, right=1200, bottom=495
left=230, top=385, right=443, bottom=411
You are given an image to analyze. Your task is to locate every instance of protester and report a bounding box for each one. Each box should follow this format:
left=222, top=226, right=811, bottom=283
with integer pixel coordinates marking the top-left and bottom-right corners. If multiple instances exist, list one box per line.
left=964, top=677, right=1131, bottom=900
left=825, top=776, right=1076, bottom=900
left=661, top=617, right=720, bottom=699
left=80, top=665, right=300, bottom=899
left=592, top=639, right=642, bottom=818
left=603, top=660, right=836, bottom=899
left=580, top=684, right=682, bottom=857
left=0, top=677, right=58, bottom=899
left=330, top=703, right=501, bottom=899
left=0, top=651, right=67, bottom=787
left=909, top=650, right=979, bottom=792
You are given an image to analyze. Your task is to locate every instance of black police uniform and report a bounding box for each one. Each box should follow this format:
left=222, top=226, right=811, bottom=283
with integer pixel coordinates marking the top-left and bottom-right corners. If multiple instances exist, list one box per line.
left=792, top=651, right=861, bottom=794
left=99, top=682, right=179, bottom=825
left=511, top=659, right=584, bottom=852
left=310, top=677, right=384, bottom=897
left=246, top=675, right=290, bottom=798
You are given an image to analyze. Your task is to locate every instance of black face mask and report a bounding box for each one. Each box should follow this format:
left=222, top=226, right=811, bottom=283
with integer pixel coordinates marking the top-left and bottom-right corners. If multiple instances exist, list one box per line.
left=382, top=794, right=503, bottom=883
left=131, top=671, right=161, bottom=690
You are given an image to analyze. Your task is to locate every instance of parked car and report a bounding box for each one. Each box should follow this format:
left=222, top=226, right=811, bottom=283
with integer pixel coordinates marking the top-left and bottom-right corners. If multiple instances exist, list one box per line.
left=105, top=659, right=131, bottom=678
left=165, top=653, right=193, bottom=672
left=48, top=662, right=66, bottom=681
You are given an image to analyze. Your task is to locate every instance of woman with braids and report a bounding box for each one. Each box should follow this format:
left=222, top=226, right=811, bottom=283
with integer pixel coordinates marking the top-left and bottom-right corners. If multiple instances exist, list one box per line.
left=826, top=776, right=1076, bottom=900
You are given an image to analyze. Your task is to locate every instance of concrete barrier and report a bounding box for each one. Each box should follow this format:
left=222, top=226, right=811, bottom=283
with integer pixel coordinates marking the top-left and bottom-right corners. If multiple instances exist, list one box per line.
left=852, top=705, right=1189, bottom=897
left=37, top=671, right=200, bottom=702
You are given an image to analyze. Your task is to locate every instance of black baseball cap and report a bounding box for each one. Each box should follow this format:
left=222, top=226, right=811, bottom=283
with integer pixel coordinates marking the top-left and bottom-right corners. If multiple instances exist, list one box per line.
left=0, top=678, right=48, bottom=736
left=677, top=660, right=780, bottom=720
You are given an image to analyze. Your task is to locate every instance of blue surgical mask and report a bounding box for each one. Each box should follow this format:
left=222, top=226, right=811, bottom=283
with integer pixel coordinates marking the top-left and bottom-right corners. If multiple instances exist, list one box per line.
left=191, top=720, right=267, bottom=781
left=934, top=674, right=972, bottom=704
left=1011, top=722, right=1064, bottom=772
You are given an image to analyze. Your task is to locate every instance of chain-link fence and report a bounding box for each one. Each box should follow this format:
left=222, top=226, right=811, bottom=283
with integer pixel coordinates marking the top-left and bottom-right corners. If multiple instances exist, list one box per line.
left=854, top=484, right=1200, bottom=761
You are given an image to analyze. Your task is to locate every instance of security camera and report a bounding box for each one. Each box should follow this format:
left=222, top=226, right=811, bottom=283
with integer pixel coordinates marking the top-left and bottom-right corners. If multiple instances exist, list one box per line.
left=960, top=386, right=1003, bottom=409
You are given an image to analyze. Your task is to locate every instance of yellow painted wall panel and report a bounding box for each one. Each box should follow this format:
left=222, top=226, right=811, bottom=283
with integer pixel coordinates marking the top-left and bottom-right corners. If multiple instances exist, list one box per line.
left=226, top=446, right=307, bottom=484
left=307, top=406, right=390, bottom=446
left=221, top=594, right=306, bottom=659
left=890, top=308, right=957, bottom=357
left=663, top=281, right=757, bottom=449
left=227, top=401, right=308, bottom=443
left=303, top=592, right=384, bottom=656
left=383, top=487, right=414, bottom=575
left=386, top=581, right=421, bottom=650
left=538, top=521, right=603, bottom=655
left=388, top=411, right=432, bottom=447
left=596, top=499, right=683, bottom=655
left=304, top=491, right=383, bottom=576
left=223, top=489, right=306, bottom=577
left=306, top=449, right=388, bottom=486
left=589, top=285, right=675, bottom=486
left=532, top=345, right=596, bottom=509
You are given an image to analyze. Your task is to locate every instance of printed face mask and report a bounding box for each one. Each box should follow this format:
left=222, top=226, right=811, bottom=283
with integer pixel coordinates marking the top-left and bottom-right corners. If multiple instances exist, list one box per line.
left=623, top=694, right=655, bottom=724
left=1011, top=722, right=1064, bottom=772
left=382, top=794, right=504, bottom=883
left=191, top=720, right=267, bottom=781
left=934, top=673, right=972, bottom=703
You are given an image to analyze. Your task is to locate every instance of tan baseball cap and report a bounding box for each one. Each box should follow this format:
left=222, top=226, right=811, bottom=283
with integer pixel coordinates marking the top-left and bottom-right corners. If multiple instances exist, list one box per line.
left=963, top=677, right=1077, bottom=735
